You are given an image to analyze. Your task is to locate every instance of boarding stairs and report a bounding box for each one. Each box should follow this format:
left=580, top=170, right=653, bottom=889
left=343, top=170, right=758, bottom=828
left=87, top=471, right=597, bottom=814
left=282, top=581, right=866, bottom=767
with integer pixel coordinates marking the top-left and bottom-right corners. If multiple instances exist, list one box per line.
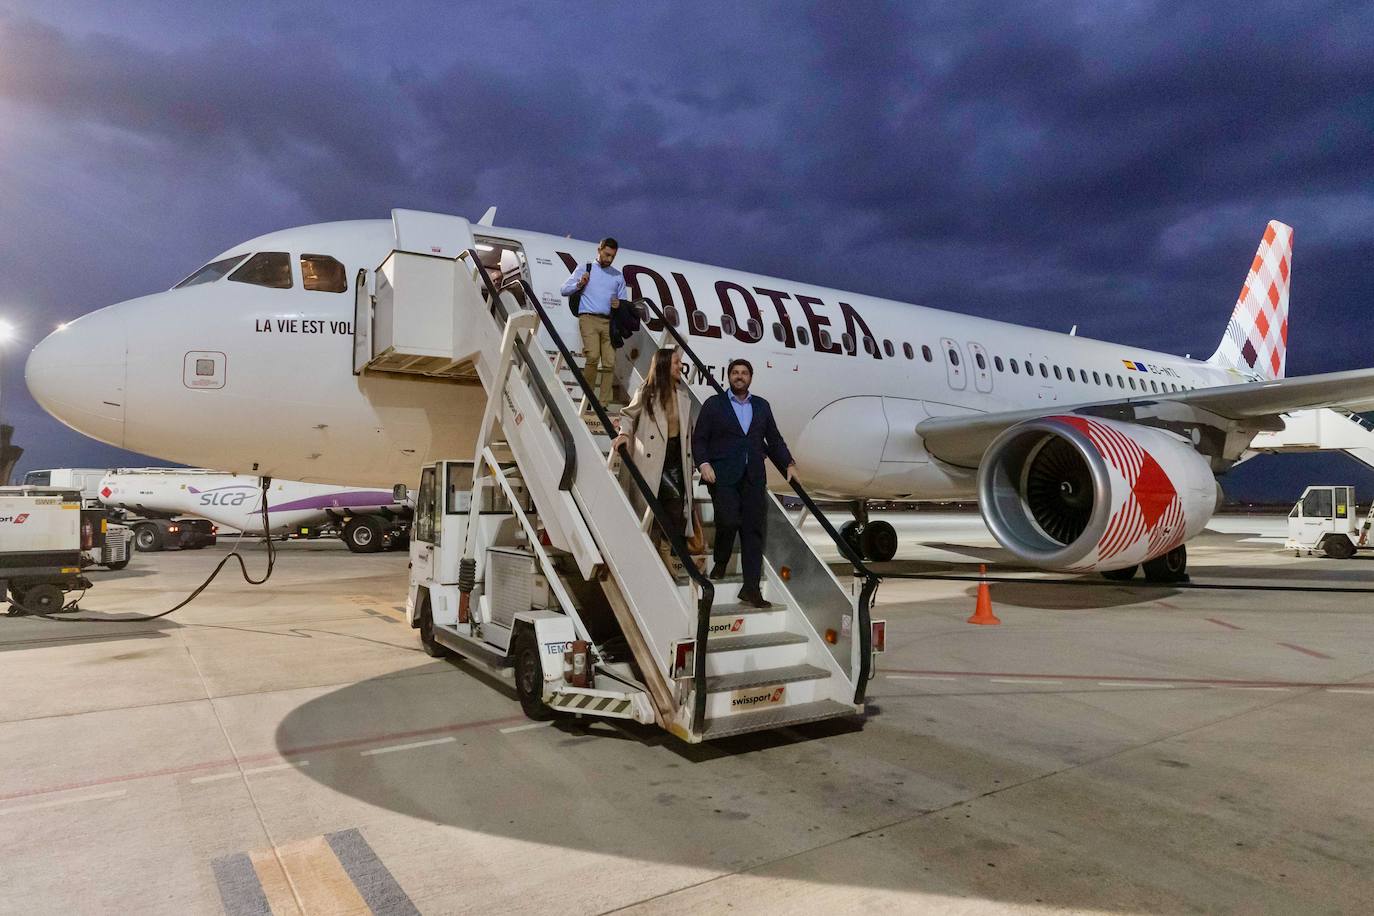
left=354, top=210, right=880, bottom=741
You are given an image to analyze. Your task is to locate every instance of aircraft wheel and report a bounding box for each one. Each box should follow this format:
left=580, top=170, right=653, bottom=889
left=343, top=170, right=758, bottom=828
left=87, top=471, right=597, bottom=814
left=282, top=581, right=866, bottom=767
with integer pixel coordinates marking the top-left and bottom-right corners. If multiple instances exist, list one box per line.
left=134, top=525, right=163, bottom=552
left=1101, top=565, right=1137, bottom=581
left=839, top=521, right=865, bottom=560
left=513, top=629, right=557, bottom=721
left=342, top=517, right=384, bottom=553
left=860, top=520, right=898, bottom=562
left=1323, top=536, right=1356, bottom=560
left=1142, top=545, right=1189, bottom=583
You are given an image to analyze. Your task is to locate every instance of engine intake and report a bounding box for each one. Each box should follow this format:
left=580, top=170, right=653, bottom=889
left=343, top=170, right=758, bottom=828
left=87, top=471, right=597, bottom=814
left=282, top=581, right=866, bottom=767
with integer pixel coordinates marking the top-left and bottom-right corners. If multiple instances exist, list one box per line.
left=978, top=416, right=1219, bottom=572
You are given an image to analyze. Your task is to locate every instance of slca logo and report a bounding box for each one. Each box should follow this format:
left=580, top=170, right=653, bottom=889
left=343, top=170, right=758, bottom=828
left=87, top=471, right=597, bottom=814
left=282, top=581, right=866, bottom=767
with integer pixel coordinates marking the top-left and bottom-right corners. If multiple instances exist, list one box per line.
left=0, top=513, right=30, bottom=524
left=707, top=616, right=745, bottom=635
left=729, top=685, right=786, bottom=709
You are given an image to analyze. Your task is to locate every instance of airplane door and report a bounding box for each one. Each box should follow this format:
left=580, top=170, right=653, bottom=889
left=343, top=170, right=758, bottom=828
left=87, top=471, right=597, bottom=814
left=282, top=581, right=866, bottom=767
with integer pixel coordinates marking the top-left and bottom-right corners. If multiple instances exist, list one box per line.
left=967, top=341, right=993, bottom=393
left=940, top=338, right=967, bottom=391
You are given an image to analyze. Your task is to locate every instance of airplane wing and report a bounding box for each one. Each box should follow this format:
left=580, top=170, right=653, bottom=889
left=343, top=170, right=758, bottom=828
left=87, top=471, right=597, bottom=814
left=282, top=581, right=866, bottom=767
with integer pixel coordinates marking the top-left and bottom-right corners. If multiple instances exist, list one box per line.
left=916, top=367, right=1374, bottom=468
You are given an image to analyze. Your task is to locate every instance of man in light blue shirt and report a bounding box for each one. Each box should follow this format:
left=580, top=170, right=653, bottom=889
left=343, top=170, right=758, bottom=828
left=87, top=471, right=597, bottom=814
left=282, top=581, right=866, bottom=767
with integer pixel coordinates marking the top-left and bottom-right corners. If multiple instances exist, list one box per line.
left=560, top=238, right=627, bottom=404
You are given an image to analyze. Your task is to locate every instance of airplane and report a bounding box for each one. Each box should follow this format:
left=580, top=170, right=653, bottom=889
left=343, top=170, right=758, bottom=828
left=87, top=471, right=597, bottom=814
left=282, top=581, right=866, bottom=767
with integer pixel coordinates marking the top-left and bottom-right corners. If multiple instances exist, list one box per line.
left=96, top=468, right=409, bottom=551
left=24, top=212, right=1374, bottom=583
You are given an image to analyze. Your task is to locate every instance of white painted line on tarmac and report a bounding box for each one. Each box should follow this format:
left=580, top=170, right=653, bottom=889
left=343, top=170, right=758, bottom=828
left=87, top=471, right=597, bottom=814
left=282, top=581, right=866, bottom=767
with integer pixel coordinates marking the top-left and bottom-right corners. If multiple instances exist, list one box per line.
left=1327, top=688, right=1374, bottom=695
left=191, top=762, right=308, bottom=784
left=0, top=789, right=127, bottom=815
left=500, top=721, right=556, bottom=734
left=1211, top=686, right=1290, bottom=692
left=360, top=736, right=456, bottom=756
left=886, top=675, right=958, bottom=681
left=1098, top=681, right=1175, bottom=688
left=990, top=678, right=1064, bottom=685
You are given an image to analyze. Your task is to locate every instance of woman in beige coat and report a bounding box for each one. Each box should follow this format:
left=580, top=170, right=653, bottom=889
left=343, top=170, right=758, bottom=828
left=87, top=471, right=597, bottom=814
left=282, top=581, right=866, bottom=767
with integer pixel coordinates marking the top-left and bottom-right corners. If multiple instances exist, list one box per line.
left=613, top=347, right=694, bottom=546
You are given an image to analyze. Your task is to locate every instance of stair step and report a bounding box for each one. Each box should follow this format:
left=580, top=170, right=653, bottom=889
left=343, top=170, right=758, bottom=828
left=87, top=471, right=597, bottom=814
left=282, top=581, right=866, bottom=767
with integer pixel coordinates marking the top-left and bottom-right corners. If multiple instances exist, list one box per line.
left=701, top=699, right=859, bottom=740
left=709, top=600, right=782, bottom=617
left=705, top=664, right=830, bottom=694
left=706, top=632, right=808, bottom=653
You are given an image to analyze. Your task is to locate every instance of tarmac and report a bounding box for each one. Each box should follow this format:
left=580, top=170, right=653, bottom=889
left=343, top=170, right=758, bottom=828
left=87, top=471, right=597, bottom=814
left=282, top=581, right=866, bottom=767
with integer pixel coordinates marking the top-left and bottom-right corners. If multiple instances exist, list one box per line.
left=1, top=512, right=1371, bottom=915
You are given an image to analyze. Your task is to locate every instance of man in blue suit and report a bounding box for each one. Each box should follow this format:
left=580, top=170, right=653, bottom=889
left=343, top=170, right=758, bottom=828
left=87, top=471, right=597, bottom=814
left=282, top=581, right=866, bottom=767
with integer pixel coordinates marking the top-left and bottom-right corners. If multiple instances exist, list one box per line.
left=692, top=358, right=798, bottom=608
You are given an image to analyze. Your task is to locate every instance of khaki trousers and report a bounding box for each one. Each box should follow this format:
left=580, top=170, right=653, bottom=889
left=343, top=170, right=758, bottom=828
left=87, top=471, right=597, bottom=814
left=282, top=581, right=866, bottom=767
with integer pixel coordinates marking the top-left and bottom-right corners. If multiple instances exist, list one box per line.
left=578, top=313, right=615, bottom=403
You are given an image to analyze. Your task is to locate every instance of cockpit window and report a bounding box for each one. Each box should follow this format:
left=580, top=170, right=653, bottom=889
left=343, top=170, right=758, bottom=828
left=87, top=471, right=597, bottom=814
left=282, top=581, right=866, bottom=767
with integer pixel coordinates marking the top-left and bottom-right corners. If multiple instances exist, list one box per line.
left=229, top=252, right=293, bottom=289
left=301, top=254, right=347, bottom=293
left=174, top=254, right=249, bottom=289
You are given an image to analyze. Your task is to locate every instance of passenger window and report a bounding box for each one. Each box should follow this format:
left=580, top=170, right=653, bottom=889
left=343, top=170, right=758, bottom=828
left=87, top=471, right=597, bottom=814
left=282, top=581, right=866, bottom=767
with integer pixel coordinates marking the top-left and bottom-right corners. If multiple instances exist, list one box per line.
left=947, top=348, right=960, bottom=366
left=1105, top=375, right=1113, bottom=387
left=1150, top=380, right=1159, bottom=392
left=863, top=336, right=876, bottom=356
left=975, top=352, right=986, bottom=370
left=1093, top=371, right=1101, bottom=385
left=1039, top=363, right=1048, bottom=378
left=772, top=322, right=785, bottom=342
left=745, top=317, right=762, bottom=339
left=796, top=326, right=811, bottom=346
left=1053, top=365, right=1062, bottom=380
left=1010, top=359, right=1020, bottom=375
left=301, top=254, right=347, bottom=292
left=841, top=332, right=855, bottom=354
left=1129, top=377, right=1137, bottom=390
left=175, top=254, right=249, bottom=289
left=922, top=345, right=933, bottom=362
left=883, top=339, right=895, bottom=358
left=720, top=314, right=738, bottom=336
left=1117, top=375, right=1126, bottom=388
left=229, top=252, right=292, bottom=289
left=1066, top=367, right=1075, bottom=381
left=903, top=342, right=914, bottom=360
left=817, top=328, right=833, bottom=349
left=994, top=356, right=1004, bottom=372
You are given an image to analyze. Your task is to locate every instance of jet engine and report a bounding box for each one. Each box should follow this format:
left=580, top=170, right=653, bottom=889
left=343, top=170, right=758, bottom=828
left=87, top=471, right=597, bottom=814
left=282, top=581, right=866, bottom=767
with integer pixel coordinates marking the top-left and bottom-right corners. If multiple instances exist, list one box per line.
left=978, top=415, right=1220, bottom=573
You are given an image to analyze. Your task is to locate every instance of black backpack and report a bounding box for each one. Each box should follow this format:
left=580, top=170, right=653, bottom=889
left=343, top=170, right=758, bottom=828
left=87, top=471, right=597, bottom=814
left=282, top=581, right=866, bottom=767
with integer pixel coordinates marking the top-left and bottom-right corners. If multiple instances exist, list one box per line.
left=567, top=262, right=592, bottom=317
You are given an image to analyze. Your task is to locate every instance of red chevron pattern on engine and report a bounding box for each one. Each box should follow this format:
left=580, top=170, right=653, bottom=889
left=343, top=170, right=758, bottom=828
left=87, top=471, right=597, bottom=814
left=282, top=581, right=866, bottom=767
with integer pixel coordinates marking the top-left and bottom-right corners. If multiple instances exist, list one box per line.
left=1053, top=416, right=1183, bottom=563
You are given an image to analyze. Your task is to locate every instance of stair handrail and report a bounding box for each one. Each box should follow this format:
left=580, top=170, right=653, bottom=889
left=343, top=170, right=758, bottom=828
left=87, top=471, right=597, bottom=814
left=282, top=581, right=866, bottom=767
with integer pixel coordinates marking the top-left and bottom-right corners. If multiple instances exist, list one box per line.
left=507, top=277, right=717, bottom=735
left=465, top=253, right=577, bottom=491
left=631, top=295, right=883, bottom=701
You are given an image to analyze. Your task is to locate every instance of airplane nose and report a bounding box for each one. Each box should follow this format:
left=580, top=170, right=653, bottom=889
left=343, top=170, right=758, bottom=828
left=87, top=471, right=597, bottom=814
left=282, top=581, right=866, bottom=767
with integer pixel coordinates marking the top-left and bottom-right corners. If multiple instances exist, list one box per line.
left=25, top=306, right=128, bottom=447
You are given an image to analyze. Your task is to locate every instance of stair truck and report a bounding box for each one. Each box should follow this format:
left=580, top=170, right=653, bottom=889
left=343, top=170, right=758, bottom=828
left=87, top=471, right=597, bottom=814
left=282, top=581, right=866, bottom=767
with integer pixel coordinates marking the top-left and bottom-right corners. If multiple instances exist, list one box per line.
left=1286, top=485, right=1374, bottom=557
left=355, top=211, right=884, bottom=742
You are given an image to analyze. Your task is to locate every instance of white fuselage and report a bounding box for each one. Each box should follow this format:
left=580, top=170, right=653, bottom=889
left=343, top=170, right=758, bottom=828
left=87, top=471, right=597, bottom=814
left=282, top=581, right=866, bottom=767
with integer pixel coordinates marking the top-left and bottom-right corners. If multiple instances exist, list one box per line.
left=26, top=218, right=1241, bottom=498
left=98, top=470, right=403, bottom=535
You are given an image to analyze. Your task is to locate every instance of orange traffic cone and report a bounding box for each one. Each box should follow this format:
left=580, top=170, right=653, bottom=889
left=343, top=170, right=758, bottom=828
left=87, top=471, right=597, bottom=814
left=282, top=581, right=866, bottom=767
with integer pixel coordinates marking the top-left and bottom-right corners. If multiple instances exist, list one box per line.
left=967, top=564, right=1001, bottom=625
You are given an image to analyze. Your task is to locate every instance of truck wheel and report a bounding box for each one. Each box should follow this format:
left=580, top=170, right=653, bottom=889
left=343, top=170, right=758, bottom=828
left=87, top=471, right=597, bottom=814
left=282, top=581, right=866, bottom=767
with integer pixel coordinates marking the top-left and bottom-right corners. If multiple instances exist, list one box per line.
left=1101, top=565, right=1137, bottom=581
left=1142, top=545, right=1189, bottom=583
left=1323, top=536, right=1357, bottom=559
left=342, top=517, right=384, bottom=553
left=418, top=597, right=452, bottom=659
left=105, top=559, right=130, bottom=571
left=134, top=525, right=163, bottom=552
left=860, top=520, right=898, bottom=562
left=16, top=584, right=64, bottom=615
left=513, top=630, right=557, bottom=720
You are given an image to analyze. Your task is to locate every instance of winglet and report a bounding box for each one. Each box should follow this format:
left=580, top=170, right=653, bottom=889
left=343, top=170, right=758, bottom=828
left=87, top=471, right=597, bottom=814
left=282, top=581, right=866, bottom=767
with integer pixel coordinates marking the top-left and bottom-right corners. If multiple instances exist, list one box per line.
left=477, top=206, right=497, bottom=226
left=1208, top=220, right=1293, bottom=380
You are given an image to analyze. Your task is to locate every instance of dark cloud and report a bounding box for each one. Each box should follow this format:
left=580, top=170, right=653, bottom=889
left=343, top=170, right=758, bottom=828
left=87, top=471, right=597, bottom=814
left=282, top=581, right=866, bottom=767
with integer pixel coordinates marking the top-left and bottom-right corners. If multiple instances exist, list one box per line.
left=1, top=2, right=1372, bottom=500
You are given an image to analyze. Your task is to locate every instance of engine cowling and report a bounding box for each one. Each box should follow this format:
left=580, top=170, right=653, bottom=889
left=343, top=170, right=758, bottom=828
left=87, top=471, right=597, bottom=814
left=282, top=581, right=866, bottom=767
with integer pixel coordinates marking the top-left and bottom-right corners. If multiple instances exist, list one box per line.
left=978, top=415, right=1220, bottom=572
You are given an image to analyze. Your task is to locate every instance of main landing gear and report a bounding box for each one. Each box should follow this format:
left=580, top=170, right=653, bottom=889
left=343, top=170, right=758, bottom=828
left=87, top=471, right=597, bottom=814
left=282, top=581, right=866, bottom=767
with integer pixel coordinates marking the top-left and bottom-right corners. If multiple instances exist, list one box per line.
left=1101, top=545, right=1190, bottom=584
left=837, top=501, right=898, bottom=563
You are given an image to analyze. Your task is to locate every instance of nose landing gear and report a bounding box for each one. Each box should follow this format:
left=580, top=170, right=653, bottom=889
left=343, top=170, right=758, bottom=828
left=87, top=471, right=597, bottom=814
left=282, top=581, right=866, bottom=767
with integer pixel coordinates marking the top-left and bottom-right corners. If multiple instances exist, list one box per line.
left=837, top=501, right=898, bottom=563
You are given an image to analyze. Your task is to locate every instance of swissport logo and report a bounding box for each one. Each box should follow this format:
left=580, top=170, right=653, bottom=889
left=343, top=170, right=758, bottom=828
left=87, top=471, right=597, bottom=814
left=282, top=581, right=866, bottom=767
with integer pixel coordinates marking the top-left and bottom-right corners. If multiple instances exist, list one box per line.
left=707, top=616, right=746, bottom=635
left=729, top=685, right=786, bottom=709
left=0, top=513, right=30, bottom=524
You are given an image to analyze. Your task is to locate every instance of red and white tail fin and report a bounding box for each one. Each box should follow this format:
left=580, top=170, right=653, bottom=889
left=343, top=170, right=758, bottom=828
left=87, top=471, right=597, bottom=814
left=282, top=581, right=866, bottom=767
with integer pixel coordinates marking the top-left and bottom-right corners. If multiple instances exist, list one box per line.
left=1208, top=220, right=1293, bottom=380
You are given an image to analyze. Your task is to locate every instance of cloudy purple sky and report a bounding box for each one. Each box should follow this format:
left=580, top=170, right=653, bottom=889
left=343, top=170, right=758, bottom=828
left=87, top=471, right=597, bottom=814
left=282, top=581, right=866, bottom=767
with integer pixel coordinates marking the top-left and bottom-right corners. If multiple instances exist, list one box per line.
left=2, top=1, right=1372, bottom=498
